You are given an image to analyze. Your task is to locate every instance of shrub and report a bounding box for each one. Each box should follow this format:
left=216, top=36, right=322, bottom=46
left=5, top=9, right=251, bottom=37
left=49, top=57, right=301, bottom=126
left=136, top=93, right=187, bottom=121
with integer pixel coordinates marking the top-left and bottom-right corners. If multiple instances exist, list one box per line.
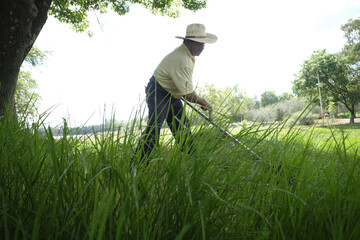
left=286, top=111, right=319, bottom=126
left=245, top=98, right=319, bottom=123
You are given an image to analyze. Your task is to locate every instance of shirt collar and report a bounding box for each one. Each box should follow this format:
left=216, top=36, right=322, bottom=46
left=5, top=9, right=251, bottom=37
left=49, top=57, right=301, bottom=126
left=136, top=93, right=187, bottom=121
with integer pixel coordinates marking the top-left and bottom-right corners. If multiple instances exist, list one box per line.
left=181, top=44, right=195, bottom=63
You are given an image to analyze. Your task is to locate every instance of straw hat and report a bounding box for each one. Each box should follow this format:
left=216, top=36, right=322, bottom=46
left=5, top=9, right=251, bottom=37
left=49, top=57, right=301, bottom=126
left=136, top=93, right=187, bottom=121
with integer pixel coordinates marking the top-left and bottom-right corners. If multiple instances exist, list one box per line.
left=175, top=23, right=217, bottom=44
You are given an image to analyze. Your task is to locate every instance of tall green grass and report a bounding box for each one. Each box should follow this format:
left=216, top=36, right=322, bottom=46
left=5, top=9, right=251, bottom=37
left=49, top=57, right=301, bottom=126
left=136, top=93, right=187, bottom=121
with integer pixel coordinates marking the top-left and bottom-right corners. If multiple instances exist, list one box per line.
left=0, top=106, right=359, bottom=239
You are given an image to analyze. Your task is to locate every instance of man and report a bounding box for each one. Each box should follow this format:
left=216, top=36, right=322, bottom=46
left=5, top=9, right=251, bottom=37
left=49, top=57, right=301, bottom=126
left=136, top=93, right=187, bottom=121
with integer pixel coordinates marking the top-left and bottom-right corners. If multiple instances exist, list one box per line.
left=134, top=23, right=217, bottom=165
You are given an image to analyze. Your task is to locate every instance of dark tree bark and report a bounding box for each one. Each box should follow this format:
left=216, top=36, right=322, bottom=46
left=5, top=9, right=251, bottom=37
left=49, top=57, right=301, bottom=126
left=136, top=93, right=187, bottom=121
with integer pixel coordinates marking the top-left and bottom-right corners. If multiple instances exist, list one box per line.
left=350, top=109, right=355, bottom=123
left=0, top=0, right=52, bottom=117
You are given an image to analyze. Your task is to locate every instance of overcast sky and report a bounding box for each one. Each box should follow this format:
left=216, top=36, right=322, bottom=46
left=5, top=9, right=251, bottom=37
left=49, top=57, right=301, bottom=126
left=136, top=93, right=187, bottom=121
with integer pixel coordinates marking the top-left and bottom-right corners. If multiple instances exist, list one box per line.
left=32, top=0, right=360, bottom=127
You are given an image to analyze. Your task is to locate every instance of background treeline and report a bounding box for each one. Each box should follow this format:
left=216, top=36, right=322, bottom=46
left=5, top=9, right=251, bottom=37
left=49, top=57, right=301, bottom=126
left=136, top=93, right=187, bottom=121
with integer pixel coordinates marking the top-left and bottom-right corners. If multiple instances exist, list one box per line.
left=45, top=85, right=359, bottom=136
left=44, top=119, right=127, bottom=136
left=197, top=84, right=359, bottom=126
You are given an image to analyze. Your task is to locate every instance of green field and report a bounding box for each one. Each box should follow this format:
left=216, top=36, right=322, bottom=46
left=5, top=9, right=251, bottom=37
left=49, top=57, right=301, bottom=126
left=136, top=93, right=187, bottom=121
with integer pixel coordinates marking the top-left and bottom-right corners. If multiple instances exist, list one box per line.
left=1, top=115, right=360, bottom=239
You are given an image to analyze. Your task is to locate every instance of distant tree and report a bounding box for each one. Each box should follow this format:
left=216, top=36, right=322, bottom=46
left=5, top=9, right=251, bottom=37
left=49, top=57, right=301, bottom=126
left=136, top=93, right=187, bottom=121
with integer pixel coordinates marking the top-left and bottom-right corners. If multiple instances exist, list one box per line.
left=245, top=98, right=313, bottom=123
left=341, top=17, right=360, bottom=64
left=16, top=71, right=41, bottom=120
left=24, top=45, right=47, bottom=67
left=260, top=91, right=278, bottom=107
left=292, top=18, right=360, bottom=123
left=0, top=0, right=207, bottom=118
left=341, top=17, right=360, bottom=120
left=292, top=50, right=360, bottom=123
left=15, top=46, right=47, bottom=120
left=253, top=95, right=260, bottom=109
left=198, top=84, right=254, bottom=122
left=278, top=92, right=294, bottom=101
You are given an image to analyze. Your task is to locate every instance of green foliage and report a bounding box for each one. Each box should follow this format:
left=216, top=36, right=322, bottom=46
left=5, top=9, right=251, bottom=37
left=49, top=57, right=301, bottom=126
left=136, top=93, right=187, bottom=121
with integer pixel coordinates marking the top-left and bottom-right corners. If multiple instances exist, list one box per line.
left=16, top=71, right=41, bottom=119
left=198, top=83, right=255, bottom=122
left=292, top=19, right=360, bottom=123
left=15, top=46, right=47, bottom=120
left=49, top=0, right=207, bottom=34
left=287, top=111, right=318, bottom=126
left=24, top=45, right=47, bottom=67
left=278, top=92, right=294, bottom=101
left=246, top=98, right=319, bottom=123
left=341, top=17, right=360, bottom=64
left=292, top=50, right=349, bottom=99
left=292, top=50, right=360, bottom=122
left=260, top=91, right=278, bottom=107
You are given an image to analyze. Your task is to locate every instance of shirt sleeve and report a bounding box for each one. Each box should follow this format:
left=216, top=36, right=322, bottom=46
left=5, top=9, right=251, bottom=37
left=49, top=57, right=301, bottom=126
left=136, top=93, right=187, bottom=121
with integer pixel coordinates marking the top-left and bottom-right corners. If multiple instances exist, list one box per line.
left=171, top=66, right=194, bottom=96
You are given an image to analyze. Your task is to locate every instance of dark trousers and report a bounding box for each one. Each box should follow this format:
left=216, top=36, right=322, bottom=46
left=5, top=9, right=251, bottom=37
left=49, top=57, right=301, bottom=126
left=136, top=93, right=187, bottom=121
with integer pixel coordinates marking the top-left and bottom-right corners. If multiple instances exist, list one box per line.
left=134, top=76, right=193, bottom=164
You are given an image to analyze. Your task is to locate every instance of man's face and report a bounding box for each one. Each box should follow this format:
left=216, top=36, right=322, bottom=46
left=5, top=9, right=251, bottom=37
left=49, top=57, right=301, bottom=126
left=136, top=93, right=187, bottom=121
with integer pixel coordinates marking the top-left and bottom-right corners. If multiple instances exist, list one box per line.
left=190, top=41, right=205, bottom=56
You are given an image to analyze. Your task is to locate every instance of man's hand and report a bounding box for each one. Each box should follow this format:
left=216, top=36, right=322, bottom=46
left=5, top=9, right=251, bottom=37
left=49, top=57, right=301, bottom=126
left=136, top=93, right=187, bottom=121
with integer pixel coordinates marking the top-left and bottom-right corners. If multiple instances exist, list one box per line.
left=185, top=92, right=212, bottom=111
left=201, top=104, right=211, bottom=111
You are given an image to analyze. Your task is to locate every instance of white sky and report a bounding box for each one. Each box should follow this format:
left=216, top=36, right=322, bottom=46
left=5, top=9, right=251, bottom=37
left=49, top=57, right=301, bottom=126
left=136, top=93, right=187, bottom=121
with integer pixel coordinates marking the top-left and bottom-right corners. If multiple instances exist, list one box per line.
left=32, top=0, right=360, bottom=127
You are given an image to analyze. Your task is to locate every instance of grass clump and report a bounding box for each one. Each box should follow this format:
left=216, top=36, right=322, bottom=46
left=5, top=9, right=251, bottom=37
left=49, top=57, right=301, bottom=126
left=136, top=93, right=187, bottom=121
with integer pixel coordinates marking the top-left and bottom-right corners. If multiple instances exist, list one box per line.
left=0, top=107, right=360, bottom=239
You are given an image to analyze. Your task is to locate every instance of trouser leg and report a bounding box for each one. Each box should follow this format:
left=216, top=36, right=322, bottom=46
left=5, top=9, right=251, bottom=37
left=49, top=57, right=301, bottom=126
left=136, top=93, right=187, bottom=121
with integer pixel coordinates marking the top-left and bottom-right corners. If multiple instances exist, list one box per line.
left=135, top=77, right=171, bottom=164
left=166, top=98, right=195, bottom=154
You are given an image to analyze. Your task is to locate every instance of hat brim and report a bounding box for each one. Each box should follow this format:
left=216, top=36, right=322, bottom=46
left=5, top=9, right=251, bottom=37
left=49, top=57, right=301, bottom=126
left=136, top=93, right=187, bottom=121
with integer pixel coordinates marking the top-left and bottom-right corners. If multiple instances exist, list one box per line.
left=175, top=33, right=217, bottom=44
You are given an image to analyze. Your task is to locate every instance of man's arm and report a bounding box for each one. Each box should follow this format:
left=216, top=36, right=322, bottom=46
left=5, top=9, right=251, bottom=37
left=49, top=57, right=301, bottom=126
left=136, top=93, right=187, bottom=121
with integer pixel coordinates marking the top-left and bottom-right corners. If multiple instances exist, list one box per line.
left=184, top=91, right=212, bottom=110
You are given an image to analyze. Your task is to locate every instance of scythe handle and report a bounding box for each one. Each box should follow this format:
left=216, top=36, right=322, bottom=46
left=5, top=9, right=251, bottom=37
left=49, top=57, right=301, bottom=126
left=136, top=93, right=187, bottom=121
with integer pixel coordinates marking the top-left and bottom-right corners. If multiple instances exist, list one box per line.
left=181, top=97, right=261, bottom=160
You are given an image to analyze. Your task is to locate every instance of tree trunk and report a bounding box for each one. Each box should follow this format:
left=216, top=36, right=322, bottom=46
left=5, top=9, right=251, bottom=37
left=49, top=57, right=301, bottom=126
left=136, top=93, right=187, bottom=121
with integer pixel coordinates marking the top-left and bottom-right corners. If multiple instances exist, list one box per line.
left=350, top=110, right=355, bottom=123
left=0, top=68, right=19, bottom=116
left=0, top=0, right=52, bottom=118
